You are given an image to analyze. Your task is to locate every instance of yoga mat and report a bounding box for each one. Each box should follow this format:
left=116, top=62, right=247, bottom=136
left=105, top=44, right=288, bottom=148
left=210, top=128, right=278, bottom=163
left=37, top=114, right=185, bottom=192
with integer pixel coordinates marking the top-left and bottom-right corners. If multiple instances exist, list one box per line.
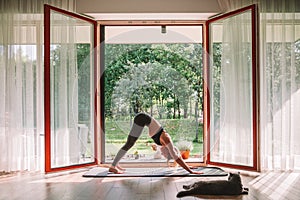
left=83, top=166, right=227, bottom=178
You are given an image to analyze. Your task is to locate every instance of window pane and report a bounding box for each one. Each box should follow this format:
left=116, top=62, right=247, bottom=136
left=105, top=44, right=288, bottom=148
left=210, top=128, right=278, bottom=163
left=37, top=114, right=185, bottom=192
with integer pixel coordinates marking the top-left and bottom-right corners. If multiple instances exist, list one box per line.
left=50, top=10, right=94, bottom=168
left=209, top=10, right=253, bottom=166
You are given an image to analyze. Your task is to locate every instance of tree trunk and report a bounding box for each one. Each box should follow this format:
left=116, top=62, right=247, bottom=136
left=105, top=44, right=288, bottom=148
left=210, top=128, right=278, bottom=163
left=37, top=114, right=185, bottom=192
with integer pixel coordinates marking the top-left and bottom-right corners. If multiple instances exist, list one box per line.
left=195, top=101, right=199, bottom=141
left=184, top=108, right=188, bottom=118
left=177, top=99, right=181, bottom=119
left=173, top=96, right=176, bottom=119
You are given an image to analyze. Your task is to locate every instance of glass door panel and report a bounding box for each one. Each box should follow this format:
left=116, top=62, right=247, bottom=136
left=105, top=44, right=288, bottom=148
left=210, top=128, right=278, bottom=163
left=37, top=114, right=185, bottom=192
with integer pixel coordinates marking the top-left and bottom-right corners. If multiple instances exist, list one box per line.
left=44, top=5, right=97, bottom=172
left=206, top=5, right=258, bottom=170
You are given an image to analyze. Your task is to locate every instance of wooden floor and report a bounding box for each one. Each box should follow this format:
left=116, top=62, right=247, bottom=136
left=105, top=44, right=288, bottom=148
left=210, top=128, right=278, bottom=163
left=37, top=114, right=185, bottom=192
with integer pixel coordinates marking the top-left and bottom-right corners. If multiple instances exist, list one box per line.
left=0, top=167, right=299, bottom=200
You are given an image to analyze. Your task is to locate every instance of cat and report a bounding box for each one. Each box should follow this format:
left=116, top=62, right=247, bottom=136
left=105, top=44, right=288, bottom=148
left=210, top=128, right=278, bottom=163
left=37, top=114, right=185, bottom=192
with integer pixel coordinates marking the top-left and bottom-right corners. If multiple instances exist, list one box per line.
left=176, top=172, right=249, bottom=198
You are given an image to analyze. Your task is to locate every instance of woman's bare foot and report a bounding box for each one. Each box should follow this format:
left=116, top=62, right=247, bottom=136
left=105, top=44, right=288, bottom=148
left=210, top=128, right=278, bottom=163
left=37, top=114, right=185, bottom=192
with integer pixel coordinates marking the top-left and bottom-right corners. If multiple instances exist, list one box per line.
left=109, top=166, right=124, bottom=174
left=116, top=165, right=125, bottom=171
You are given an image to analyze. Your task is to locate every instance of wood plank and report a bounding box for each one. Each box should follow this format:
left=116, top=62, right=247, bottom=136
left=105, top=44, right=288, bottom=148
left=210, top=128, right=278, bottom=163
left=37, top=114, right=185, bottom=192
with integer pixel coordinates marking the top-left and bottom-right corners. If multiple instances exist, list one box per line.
left=162, top=177, right=182, bottom=200
left=136, top=178, right=151, bottom=196
left=150, top=177, right=165, bottom=200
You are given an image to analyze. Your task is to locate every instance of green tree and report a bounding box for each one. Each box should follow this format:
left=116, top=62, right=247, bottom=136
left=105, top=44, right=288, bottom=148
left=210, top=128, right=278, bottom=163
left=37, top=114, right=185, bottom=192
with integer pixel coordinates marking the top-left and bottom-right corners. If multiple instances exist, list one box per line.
left=111, top=63, right=191, bottom=118
left=104, top=44, right=203, bottom=119
left=77, top=44, right=91, bottom=122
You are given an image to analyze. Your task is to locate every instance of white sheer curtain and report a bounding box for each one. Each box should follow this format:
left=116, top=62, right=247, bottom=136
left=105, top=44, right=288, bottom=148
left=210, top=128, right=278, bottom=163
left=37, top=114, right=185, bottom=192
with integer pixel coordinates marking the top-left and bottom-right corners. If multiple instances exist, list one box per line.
left=260, top=0, right=300, bottom=171
left=218, top=0, right=300, bottom=171
left=50, top=12, right=80, bottom=167
left=209, top=9, right=253, bottom=166
left=0, top=0, right=75, bottom=172
left=48, top=7, right=96, bottom=168
left=220, top=11, right=253, bottom=166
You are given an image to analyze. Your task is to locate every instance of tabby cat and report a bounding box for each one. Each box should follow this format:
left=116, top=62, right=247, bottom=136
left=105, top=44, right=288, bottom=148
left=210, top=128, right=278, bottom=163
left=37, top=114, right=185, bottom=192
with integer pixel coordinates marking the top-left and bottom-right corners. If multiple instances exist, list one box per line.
left=176, top=172, right=249, bottom=198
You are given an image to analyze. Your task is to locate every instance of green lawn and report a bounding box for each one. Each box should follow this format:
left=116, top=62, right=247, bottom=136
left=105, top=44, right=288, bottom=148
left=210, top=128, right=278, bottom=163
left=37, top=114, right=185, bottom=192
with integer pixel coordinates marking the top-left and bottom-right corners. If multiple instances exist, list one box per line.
left=105, top=118, right=203, bottom=157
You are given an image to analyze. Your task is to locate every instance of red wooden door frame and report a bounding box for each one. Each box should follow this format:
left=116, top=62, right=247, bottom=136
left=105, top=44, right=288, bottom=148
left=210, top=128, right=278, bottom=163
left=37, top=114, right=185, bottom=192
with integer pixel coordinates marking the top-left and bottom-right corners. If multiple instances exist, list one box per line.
left=44, top=4, right=259, bottom=173
left=44, top=4, right=99, bottom=173
left=204, top=4, right=259, bottom=171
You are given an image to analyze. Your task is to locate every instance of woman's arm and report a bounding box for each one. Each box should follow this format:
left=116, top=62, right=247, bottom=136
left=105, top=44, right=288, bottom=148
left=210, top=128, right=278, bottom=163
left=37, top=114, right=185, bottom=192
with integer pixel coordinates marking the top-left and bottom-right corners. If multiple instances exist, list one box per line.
left=175, top=157, right=193, bottom=173
left=160, top=131, right=203, bottom=174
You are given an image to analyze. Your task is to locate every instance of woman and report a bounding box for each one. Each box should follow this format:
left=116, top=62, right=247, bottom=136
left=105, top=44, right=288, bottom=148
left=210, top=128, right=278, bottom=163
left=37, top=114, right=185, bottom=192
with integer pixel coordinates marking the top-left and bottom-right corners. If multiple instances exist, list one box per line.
left=109, top=113, right=202, bottom=174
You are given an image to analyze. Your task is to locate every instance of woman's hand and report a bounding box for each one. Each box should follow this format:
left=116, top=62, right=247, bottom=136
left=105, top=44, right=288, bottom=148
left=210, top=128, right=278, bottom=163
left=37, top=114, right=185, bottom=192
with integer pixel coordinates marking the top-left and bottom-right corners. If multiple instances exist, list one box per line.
left=188, top=166, right=203, bottom=174
left=190, top=170, right=203, bottom=174
left=188, top=165, right=199, bottom=169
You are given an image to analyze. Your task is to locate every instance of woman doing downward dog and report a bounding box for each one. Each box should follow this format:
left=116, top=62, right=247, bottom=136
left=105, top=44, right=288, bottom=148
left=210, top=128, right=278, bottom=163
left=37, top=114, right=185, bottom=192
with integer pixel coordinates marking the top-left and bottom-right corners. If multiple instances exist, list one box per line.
left=109, top=113, right=202, bottom=174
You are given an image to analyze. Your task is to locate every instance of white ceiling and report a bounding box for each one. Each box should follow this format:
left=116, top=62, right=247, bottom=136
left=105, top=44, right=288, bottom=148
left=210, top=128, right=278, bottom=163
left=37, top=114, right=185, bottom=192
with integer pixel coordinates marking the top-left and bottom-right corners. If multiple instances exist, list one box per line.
left=105, top=26, right=203, bottom=44
left=76, top=0, right=222, bottom=20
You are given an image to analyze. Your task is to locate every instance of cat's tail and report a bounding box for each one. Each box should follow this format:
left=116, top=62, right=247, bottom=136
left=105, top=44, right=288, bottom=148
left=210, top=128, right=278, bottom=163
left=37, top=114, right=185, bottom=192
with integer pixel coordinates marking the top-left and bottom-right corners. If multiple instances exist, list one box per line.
left=176, top=190, right=190, bottom=198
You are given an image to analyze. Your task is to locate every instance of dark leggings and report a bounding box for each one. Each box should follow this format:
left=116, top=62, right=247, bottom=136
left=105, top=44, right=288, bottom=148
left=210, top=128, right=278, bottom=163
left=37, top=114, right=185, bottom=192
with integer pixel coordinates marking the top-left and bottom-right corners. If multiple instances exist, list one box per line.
left=121, top=113, right=151, bottom=151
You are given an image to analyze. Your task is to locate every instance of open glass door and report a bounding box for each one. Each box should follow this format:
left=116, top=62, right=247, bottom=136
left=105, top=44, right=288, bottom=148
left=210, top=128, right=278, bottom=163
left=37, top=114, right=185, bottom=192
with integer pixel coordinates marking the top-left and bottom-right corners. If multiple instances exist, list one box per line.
left=205, top=5, right=258, bottom=170
left=44, top=5, right=98, bottom=172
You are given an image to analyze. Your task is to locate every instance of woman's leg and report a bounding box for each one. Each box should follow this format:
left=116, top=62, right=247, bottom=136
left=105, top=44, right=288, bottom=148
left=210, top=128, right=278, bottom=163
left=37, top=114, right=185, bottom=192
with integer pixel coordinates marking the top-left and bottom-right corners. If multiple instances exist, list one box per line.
left=109, top=113, right=151, bottom=173
left=111, top=134, right=139, bottom=167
